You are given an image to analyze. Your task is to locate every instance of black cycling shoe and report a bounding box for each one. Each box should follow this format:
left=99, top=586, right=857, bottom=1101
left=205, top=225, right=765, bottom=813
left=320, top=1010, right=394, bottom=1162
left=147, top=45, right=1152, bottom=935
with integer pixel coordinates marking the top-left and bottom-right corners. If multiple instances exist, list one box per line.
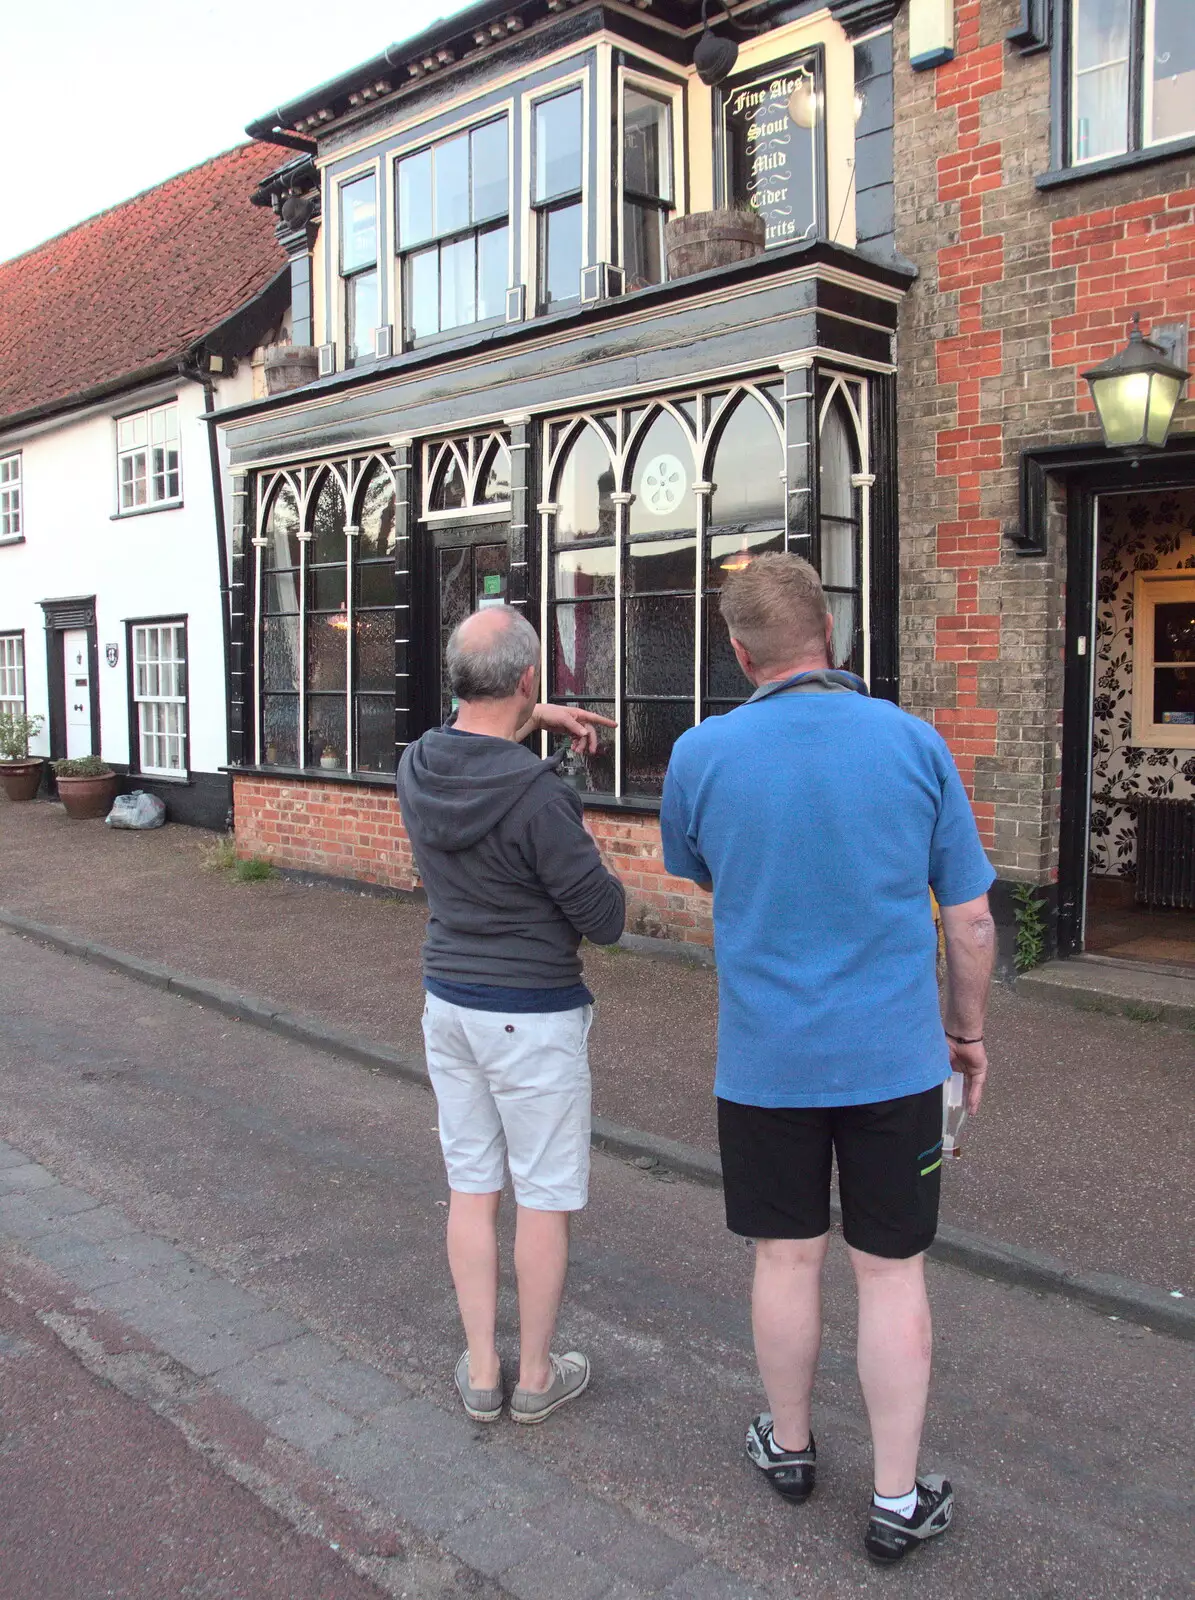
left=745, top=1414, right=816, bottom=1504
left=864, top=1475, right=954, bottom=1564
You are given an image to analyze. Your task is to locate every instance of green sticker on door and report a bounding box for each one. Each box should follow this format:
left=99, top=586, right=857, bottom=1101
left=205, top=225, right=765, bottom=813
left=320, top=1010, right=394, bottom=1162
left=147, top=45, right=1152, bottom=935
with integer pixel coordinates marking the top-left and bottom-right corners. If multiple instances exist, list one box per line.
left=483, top=575, right=503, bottom=595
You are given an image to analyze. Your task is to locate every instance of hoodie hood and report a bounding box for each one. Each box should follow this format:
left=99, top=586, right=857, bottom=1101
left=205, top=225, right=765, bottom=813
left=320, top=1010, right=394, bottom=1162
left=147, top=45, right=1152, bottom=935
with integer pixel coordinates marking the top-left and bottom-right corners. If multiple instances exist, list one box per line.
left=397, top=728, right=567, bottom=852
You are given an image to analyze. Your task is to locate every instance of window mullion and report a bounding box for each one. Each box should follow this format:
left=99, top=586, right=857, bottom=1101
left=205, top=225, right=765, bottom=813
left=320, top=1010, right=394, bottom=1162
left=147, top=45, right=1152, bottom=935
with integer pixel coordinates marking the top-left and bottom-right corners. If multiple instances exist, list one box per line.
left=298, top=531, right=310, bottom=769
left=611, top=491, right=632, bottom=800
left=346, top=522, right=358, bottom=770
left=1128, top=0, right=1146, bottom=151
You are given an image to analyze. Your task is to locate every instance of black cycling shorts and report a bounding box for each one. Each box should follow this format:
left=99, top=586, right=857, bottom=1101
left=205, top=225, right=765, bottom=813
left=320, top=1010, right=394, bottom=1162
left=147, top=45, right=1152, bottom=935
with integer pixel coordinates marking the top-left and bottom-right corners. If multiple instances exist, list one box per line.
left=717, top=1086, right=944, bottom=1260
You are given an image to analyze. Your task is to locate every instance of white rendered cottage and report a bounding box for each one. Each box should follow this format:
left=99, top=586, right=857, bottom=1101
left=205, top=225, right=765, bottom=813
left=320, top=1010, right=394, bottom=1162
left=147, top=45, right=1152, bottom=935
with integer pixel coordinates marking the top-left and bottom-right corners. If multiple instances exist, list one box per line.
left=0, top=144, right=290, bottom=827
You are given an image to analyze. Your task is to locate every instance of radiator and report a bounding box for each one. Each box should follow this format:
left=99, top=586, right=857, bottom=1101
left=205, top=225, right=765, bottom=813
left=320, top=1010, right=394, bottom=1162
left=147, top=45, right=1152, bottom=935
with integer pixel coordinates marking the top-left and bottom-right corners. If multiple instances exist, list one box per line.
left=1135, top=798, right=1195, bottom=909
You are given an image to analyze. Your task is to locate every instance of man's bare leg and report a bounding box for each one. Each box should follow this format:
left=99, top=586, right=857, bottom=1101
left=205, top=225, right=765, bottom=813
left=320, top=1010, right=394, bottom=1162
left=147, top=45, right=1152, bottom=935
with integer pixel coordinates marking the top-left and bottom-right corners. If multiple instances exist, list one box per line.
left=513, top=1206, right=570, bottom=1392
left=446, top=1189, right=502, bottom=1389
left=849, top=1247, right=932, bottom=1496
left=752, top=1233, right=830, bottom=1449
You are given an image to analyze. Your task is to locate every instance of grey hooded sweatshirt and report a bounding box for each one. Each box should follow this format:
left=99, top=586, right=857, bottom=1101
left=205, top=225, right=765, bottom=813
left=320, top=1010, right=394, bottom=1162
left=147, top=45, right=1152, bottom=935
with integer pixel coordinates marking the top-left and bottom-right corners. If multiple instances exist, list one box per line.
left=396, top=728, right=626, bottom=989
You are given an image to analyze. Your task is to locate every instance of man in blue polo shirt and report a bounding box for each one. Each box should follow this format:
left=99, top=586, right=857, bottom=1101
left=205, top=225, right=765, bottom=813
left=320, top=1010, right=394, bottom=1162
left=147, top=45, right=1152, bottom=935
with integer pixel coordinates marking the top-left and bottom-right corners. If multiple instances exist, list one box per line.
left=661, top=552, right=995, bottom=1566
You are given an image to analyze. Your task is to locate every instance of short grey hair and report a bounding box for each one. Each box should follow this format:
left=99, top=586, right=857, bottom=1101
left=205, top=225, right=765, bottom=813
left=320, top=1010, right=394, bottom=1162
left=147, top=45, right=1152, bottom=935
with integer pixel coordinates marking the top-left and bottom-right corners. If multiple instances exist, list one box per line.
left=446, top=606, right=541, bottom=701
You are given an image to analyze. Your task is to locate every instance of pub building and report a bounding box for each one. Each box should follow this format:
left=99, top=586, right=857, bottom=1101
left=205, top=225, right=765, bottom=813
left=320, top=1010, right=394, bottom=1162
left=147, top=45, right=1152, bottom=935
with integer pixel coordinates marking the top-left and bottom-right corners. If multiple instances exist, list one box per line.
left=220, top=0, right=906, bottom=948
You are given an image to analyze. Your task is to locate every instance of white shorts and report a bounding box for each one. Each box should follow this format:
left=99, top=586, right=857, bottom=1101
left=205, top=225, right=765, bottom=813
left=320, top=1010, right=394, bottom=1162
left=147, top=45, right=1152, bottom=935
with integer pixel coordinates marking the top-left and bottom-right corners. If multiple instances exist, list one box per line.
left=422, top=992, right=593, bottom=1211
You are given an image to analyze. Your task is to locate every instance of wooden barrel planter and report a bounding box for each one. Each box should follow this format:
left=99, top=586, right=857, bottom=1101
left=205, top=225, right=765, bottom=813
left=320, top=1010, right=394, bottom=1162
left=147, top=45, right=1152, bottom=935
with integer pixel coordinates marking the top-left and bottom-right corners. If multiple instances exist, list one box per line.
left=0, top=759, right=45, bottom=802
left=264, top=344, right=320, bottom=395
left=664, top=209, right=767, bottom=281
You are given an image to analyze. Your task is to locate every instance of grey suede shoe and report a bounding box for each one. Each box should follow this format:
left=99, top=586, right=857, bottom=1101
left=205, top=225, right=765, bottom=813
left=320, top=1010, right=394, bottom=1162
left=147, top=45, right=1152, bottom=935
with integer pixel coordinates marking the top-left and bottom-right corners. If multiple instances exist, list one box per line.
left=509, top=1351, right=590, bottom=1425
left=454, top=1351, right=504, bottom=1422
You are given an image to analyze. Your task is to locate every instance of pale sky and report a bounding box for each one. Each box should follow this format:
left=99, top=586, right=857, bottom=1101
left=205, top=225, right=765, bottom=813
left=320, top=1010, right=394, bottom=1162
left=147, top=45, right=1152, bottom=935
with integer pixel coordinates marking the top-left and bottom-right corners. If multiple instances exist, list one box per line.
left=3, top=0, right=469, bottom=262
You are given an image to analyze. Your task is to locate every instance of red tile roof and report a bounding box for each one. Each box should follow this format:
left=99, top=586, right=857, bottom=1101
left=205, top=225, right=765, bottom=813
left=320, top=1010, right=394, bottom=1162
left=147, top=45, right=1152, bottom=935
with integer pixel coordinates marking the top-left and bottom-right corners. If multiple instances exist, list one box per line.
left=0, top=143, right=288, bottom=428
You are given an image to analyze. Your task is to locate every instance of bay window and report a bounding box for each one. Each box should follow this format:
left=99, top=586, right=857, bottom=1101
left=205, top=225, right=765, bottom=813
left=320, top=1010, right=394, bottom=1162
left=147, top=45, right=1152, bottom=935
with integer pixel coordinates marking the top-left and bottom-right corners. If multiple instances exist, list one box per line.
left=340, top=173, right=378, bottom=366
left=117, top=402, right=180, bottom=511
left=397, top=118, right=509, bottom=343
left=533, top=89, right=584, bottom=309
left=1068, top=0, right=1195, bottom=164
left=621, top=87, right=673, bottom=290
left=545, top=385, right=787, bottom=798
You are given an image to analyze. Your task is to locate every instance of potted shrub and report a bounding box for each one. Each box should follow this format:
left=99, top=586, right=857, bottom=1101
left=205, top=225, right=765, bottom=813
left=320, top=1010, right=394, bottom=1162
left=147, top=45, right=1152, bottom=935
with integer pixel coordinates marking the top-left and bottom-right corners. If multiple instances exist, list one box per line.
left=0, top=710, right=46, bottom=802
left=664, top=207, right=767, bottom=281
left=52, top=755, right=119, bottom=820
left=319, top=743, right=342, bottom=771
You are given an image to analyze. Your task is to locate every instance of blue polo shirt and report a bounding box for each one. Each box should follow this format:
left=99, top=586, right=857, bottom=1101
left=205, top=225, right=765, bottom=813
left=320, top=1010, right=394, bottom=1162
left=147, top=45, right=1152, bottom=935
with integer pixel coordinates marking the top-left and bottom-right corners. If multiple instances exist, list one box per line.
left=660, top=685, right=995, bottom=1108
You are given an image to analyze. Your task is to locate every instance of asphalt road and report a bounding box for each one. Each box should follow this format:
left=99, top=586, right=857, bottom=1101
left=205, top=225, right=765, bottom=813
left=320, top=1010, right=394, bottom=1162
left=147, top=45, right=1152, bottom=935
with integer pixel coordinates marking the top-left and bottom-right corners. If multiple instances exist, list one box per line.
left=0, top=931, right=1191, bottom=1600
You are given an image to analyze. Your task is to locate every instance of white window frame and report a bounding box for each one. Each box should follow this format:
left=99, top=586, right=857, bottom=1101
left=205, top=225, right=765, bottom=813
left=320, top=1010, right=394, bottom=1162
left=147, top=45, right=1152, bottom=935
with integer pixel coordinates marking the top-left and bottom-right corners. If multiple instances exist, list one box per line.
left=338, top=165, right=381, bottom=369
left=523, top=74, right=590, bottom=313
left=0, top=633, right=25, bottom=720
left=1069, top=0, right=1195, bottom=166
left=1132, top=574, right=1195, bottom=749
left=617, top=70, right=684, bottom=290
left=117, top=402, right=181, bottom=513
left=0, top=453, right=21, bottom=541
left=132, top=622, right=188, bottom=776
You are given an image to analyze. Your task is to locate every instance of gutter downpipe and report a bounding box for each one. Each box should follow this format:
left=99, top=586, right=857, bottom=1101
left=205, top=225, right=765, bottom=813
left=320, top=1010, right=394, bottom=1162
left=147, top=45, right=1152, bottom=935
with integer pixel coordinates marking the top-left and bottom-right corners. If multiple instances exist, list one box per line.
left=179, top=360, right=235, bottom=820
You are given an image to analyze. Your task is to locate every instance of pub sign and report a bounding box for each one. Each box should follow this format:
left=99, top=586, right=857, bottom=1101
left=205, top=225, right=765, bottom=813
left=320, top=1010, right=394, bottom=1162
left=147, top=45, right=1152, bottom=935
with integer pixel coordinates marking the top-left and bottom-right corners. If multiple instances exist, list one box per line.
left=721, top=51, right=821, bottom=248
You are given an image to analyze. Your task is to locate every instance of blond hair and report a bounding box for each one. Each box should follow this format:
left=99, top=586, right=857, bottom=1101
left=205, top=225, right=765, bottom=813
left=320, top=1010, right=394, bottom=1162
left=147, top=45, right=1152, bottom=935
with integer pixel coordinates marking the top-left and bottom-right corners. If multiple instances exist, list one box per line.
left=718, top=552, right=829, bottom=673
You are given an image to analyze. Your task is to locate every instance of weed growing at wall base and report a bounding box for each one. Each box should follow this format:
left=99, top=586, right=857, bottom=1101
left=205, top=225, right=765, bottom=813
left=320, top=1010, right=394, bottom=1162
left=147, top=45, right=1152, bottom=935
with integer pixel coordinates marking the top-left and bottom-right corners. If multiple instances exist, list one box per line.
left=1012, top=883, right=1048, bottom=972
left=233, top=855, right=275, bottom=883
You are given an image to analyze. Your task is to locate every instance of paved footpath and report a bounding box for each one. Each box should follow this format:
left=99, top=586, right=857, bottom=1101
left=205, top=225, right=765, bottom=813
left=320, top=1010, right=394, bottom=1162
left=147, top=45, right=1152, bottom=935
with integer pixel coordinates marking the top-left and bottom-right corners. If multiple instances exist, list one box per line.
left=1, top=933, right=1191, bottom=1599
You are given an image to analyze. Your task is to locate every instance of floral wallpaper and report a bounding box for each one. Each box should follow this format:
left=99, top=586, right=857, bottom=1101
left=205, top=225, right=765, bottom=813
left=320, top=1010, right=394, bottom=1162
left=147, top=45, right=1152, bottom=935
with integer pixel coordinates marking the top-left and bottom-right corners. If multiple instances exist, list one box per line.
left=1091, top=488, right=1195, bottom=877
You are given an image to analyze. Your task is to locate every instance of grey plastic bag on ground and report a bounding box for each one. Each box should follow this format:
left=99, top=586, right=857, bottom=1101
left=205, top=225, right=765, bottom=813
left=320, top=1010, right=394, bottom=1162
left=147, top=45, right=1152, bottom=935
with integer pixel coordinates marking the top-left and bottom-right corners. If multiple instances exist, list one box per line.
left=106, top=790, right=167, bottom=830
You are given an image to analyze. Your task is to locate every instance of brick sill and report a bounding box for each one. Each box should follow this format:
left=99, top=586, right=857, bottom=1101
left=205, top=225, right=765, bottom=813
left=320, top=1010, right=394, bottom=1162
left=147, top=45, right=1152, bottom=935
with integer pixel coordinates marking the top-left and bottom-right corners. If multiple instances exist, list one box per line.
left=225, top=763, right=395, bottom=789
left=1036, top=135, right=1195, bottom=191
left=225, top=765, right=664, bottom=816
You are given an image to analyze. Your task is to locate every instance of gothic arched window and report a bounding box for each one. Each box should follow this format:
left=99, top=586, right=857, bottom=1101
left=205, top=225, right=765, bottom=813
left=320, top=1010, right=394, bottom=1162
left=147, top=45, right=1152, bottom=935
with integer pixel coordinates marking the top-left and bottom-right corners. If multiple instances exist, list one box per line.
left=705, top=392, right=786, bottom=704
left=306, top=473, right=349, bottom=768
left=819, top=389, right=863, bottom=671
left=260, top=480, right=301, bottom=769
left=354, top=465, right=397, bottom=772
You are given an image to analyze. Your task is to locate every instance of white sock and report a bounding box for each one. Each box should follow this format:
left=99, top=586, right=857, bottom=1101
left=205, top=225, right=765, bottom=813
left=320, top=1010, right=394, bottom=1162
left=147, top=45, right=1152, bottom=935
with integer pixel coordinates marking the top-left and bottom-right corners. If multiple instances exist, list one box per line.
left=873, top=1486, right=918, bottom=1520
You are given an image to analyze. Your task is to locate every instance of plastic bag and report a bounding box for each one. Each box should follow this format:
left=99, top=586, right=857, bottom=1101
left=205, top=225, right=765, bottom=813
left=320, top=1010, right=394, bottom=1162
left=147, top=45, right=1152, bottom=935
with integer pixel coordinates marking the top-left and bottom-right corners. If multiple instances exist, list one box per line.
left=105, top=790, right=167, bottom=830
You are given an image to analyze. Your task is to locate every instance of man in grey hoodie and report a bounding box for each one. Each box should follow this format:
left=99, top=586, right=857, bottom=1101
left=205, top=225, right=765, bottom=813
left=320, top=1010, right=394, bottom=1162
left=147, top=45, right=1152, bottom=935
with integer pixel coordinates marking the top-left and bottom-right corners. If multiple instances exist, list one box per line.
left=397, top=605, right=625, bottom=1426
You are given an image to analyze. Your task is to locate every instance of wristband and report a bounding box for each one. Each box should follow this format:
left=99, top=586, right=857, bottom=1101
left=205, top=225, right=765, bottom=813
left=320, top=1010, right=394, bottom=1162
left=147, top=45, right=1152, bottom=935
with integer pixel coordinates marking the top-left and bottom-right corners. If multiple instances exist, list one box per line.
left=946, top=1032, right=983, bottom=1045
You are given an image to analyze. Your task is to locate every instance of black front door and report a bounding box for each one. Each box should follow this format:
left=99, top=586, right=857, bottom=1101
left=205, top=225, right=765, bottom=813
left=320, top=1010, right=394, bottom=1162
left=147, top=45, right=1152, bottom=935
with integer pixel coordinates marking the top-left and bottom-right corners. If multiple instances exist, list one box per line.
left=421, top=521, right=511, bottom=728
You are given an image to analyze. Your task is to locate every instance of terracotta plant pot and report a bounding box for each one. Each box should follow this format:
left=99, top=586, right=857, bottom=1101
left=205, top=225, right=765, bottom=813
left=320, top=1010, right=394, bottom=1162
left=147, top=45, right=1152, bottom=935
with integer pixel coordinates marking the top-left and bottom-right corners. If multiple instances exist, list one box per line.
left=55, top=772, right=119, bottom=820
left=664, top=209, right=767, bottom=281
left=0, top=759, right=45, bottom=802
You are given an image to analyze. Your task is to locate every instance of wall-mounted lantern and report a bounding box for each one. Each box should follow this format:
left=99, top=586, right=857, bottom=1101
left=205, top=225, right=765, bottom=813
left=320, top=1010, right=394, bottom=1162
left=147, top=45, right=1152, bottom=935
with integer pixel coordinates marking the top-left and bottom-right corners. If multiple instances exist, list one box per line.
left=694, top=0, right=739, bottom=86
left=1083, top=315, right=1190, bottom=450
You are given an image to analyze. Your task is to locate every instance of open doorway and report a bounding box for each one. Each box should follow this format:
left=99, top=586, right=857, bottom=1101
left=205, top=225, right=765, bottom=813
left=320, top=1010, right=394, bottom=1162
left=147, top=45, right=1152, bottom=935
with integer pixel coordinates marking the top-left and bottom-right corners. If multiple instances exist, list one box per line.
left=1085, top=487, right=1195, bottom=968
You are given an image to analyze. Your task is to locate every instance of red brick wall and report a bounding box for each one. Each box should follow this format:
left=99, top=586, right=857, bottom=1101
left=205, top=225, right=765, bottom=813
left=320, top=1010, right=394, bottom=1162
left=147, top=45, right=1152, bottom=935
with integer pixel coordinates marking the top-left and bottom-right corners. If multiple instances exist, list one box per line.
left=233, top=775, right=713, bottom=946
left=894, top=0, right=1195, bottom=885
left=233, top=776, right=419, bottom=891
